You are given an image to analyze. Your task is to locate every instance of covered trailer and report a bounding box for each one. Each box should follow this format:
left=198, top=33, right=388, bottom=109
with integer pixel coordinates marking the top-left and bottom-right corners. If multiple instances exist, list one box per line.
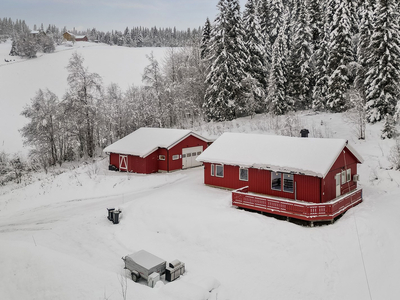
left=122, top=250, right=166, bottom=283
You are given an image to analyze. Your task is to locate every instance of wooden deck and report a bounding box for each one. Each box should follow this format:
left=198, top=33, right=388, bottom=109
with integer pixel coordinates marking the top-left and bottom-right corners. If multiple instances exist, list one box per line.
left=232, top=187, right=362, bottom=222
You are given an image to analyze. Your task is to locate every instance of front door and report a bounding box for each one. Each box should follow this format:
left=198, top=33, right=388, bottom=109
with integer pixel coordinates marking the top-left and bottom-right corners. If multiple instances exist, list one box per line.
left=335, top=173, right=341, bottom=197
left=119, top=155, right=128, bottom=171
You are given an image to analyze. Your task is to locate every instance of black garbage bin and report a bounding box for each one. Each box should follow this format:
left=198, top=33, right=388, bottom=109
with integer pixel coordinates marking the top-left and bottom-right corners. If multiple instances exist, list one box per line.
left=107, top=208, right=115, bottom=221
left=113, top=210, right=121, bottom=224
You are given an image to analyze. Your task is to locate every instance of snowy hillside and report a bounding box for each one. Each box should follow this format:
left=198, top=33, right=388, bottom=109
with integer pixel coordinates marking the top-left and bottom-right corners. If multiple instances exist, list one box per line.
left=0, top=41, right=167, bottom=154
left=1, top=112, right=400, bottom=300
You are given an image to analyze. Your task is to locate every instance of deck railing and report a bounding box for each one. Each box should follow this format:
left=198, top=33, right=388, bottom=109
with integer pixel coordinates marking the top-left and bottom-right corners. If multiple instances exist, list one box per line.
left=232, top=186, right=362, bottom=221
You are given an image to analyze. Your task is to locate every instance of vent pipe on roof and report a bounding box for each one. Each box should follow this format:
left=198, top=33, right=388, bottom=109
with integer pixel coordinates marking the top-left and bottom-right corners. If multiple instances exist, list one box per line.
left=300, top=129, right=309, bottom=138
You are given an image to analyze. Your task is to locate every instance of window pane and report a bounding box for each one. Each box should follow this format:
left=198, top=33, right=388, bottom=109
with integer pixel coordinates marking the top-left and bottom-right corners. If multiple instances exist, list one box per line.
left=192, top=152, right=196, bottom=156
left=271, top=172, right=281, bottom=191
left=347, top=169, right=351, bottom=182
left=341, top=171, right=346, bottom=184
left=216, top=165, right=224, bottom=177
left=283, top=173, right=294, bottom=193
left=211, top=164, right=214, bottom=176
left=187, top=153, right=191, bottom=157
left=239, top=168, right=248, bottom=181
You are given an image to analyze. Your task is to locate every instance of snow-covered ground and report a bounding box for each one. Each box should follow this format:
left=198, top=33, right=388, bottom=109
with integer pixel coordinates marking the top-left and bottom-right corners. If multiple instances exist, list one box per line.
left=0, top=40, right=167, bottom=154
left=1, top=110, right=400, bottom=300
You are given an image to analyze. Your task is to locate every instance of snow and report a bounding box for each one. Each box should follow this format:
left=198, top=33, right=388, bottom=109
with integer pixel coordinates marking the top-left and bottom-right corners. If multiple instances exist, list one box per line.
left=125, top=250, right=165, bottom=270
left=197, top=132, right=361, bottom=177
left=1, top=41, right=400, bottom=300
left=103, top=128, right=208, bottom=157
left=0, top=40, right=167, bottom=154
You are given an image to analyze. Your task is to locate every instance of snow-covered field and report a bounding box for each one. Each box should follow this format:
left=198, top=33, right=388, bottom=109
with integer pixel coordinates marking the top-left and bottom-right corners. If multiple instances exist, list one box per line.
left=0, top=40, right=167, bottom=154
left=1, top=109, right=400, bottom=300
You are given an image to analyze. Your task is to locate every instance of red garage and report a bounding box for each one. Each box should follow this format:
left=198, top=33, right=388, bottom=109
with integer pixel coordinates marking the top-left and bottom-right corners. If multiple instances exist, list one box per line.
left=103, top=128, right=209, bottom=174
left=197, top=132, right=363, bottom=224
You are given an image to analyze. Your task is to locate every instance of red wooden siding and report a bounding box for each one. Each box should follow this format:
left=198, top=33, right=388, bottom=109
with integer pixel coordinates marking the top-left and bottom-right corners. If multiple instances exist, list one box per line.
left=109, top=152, right=159, bottom=174
left=108, top=134, right=207, bottom=174
left=322, top=147, right=359, bottom=202
left=168, top=135, right=208, bottom=171
left=158, top=148, right=168, bottom=171
left=203, top=163, right=321, bottom=203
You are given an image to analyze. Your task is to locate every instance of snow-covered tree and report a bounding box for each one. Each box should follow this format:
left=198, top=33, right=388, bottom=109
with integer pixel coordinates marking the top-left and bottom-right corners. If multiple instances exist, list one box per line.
left=365, top=0, right=400, bottom=124
left=243, top=0, right=269, bottom=112
left=286, top=0, right=313, bottom=109
left=200, top=18, right=212, bottom=59
left=267, top=11, right=293, bottom=115
left=63, top=52, right=103, bottom=158
left=312, top=23, right=329, bottom=111
left=203, top=0, right=248, bottom=121
left=326, top=0, right=353, bottom=112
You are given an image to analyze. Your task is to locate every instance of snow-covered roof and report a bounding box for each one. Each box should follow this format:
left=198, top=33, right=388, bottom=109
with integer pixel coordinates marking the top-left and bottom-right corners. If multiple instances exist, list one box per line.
left=103, top=127, right=209, bottom=158
left=196, top=132, right=363, bottom=178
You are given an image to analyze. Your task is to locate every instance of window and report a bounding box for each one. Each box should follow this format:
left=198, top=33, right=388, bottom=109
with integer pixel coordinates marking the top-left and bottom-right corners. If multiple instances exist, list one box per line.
left=283, top=174, right=294, bottom=193
left=216, top=164, right=224, bottom=177
left=346, top=169, right=351, bottom=182
left=182, top=154, right=186, bottom=158
left=271, top=172, right=281, bottom=191
left=211, top=164, right=214, bottom=176
left=239, top=168, right=248, bottom=181
left=187, top=153, right=191, bottom=157
left=192, top=152, right=196, bottom=156
left=341, top=170, right=346, bottom=184
left=197, top=151, right=202, bottom=155
left=172, top=155, right=179, bottom=160
left=159, top=155, right=165, bottom=161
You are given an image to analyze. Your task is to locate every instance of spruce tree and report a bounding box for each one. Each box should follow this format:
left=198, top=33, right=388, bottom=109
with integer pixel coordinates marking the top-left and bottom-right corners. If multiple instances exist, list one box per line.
left=326, top=0, right=353, bottom=112
left=267, top=11, right=293, bottom=115
left=243, top=0, right=269, bottom=112
left=355, top=0, right=374, bottom=104
left=268, top=0, right=285, bottom=46
left=203, top=0, right=248, bottom=121
left=200, top=18, right=212, bottom=60
left=286, top=0, right=313, bottom=109
left=312, top=23, right=329, bottom=111
left=365, top=0, right=400, bottom=123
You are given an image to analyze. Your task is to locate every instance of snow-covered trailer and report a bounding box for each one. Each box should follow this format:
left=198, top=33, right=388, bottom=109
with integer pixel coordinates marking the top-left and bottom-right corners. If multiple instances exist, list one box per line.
left=197, top=132, right=364, bottom=224
left=103, top=127, right=210, bottom=174
left=122, top=250, right=166, bottom=282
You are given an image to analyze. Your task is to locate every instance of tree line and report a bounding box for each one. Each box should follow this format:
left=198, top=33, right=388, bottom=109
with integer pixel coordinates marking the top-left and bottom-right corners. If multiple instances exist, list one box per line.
left=200, top=0, right=400, bottom=139
left=0, top=17, right=201, bottom=50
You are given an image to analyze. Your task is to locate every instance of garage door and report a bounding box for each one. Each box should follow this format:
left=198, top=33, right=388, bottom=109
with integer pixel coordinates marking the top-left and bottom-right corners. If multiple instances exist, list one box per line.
left=182, top=146, right=203, bottom=169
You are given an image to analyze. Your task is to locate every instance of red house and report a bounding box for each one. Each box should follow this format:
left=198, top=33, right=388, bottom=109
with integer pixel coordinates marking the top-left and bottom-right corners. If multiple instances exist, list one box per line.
left=103, top=128, right=209, bottom=174
left=197, top=132, right=363, bottom=224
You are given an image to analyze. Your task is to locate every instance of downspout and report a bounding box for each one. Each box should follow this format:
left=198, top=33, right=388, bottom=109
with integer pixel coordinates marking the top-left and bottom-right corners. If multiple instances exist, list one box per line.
left=295, top=182, right=297, bottom=201
left=167, top=149, right=169, bottom=172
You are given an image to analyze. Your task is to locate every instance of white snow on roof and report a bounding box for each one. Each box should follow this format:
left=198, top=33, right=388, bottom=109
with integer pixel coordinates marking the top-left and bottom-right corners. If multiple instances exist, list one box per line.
left=197, top=132, right=362, bottom=178
left=103, top=127, right=206, bottom=157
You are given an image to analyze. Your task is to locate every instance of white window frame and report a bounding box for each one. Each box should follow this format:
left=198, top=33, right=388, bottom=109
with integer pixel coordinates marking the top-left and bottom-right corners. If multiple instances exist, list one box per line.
left=211, top=163, right=214, bottom=176
left=271, top=172, right=282, bottom=191
left=216, top=164, right=224, bottom=178
left=283, top=173, right=294, bottom=193
left=159, top=155, right=166, bottom=161
left=346, top=169, right=351, bottom=182
left=341, top=170, right=346, bottom=184
left=239, top=168, right=248, bottom=181
left=172, top=154, right=179, bottom=160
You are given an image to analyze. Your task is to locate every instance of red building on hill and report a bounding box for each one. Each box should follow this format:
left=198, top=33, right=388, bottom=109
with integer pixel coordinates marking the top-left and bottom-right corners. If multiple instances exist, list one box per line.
left=103, top=128, right=209, bottom=174
left=197, top=132, right=363, bottom=224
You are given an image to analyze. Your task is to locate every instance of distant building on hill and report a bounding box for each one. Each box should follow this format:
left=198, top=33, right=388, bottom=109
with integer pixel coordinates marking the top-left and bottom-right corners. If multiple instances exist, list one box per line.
left=63, top=31, right=88, bottom=42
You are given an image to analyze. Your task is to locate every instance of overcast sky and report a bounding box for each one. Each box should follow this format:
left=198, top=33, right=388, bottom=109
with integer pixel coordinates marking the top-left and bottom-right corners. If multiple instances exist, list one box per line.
left=3, top=0, right=247, bottom=32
